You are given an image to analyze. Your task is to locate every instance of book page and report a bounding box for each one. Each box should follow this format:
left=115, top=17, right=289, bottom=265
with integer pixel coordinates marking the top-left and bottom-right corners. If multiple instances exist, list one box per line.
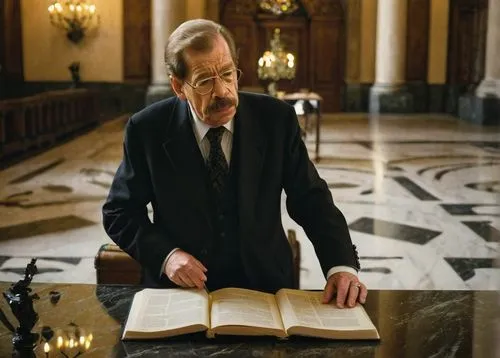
left=210, top=288, right=284, bottom=332
left=276, top=289, right=377, bottom=333
left=123, top=288, right=209, bottom=335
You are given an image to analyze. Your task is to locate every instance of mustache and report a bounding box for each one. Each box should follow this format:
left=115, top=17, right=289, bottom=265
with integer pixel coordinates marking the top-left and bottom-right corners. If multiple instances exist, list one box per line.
left=205, top=97, right=236, bottom=114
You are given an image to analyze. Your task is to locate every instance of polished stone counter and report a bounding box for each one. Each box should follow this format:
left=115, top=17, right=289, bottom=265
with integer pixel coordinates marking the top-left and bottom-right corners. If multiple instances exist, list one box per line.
left=0, top=283, right=499, bottom=357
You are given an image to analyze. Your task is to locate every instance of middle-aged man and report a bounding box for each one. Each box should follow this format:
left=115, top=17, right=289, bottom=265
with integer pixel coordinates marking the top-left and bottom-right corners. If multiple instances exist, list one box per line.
left=102, top=19, right=367, bottom=308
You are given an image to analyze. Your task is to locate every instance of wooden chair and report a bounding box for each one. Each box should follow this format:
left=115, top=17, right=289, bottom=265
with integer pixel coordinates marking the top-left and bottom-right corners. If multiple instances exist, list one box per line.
left=95, top=229, right=301, bottom=289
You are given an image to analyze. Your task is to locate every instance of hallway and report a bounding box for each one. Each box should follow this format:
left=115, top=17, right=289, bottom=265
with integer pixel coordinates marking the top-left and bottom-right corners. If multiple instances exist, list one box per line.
left=0, top=114, right=499, bottom=290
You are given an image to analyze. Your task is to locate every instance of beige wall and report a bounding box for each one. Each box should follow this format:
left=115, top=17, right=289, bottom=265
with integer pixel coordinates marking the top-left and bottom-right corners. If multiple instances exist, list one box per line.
left=427, top=0, right=449, bottom=84
left=20, top=0, right=448, bottom=85
left=186, top=0, right=206, bottom=20
left=359, top=0, right=377, bottom=83
left=345, top=0, right=361, bottom=83
left=205, top=0, right=220, bottom=22
left=22, top=0, right=123, bottom=82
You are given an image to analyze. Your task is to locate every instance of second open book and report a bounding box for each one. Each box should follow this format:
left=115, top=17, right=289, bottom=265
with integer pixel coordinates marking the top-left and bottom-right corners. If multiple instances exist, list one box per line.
left=122, top=287, right=379, bottom=340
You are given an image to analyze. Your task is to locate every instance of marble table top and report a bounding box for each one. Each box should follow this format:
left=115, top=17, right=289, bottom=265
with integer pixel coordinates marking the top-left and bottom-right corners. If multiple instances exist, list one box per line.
left=0, top=282, right=498, bottom=357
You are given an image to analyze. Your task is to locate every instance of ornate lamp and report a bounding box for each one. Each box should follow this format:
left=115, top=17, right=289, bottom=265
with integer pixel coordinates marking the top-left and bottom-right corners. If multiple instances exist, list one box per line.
left=47, top=1, right=100, bottom=44
left=257, top=28, right=296, bottom=96
left=259, top=0, right=299, bottom=15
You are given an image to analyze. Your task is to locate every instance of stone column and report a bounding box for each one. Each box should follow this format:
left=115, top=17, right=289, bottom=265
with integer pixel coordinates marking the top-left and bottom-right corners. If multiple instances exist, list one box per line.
left=146, top=0, right=186, bottom=105
left=369, top=0, right=413, bottom=113
left=473, top=0, right=500, bottom=124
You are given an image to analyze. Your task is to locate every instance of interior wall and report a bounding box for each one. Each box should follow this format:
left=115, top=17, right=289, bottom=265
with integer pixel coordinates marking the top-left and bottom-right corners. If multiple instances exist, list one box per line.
left=186, top=0, right=206, bottom=19
left=123, top=0, right=150, bottom=82
left=205, top=0, right=220, bottom=21
left=344, top=0, right=361, bottom=84
left=359, top=0, right=377, bottom=83
left=21, top=0, right=123, bottom=82
left=427, top=0, right=449, bottom=84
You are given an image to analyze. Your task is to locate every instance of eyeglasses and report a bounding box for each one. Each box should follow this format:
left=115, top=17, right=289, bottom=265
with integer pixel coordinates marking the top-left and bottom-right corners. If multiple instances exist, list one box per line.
left=184, top=68, right=243, bottom=95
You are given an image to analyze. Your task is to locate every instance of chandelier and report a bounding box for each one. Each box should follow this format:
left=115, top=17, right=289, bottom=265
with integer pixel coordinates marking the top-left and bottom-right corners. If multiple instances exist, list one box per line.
left=48, top=1, right=100, bottom=44
left=258, top=28, right=296, bottom=96
left=258, top=0, right=299, bottom=15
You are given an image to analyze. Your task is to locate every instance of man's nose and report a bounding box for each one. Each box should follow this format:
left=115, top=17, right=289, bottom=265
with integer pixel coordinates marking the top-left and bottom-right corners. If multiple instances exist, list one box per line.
left=212, top=77, right=228, bottom=97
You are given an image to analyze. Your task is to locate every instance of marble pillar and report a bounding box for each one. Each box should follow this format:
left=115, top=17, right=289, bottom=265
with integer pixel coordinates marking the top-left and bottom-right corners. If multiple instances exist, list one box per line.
left=369, top=0, right=414, bottom=113
left=146, top=0, right=186, bottom=105
left=469, top=0, right=500, bottom=124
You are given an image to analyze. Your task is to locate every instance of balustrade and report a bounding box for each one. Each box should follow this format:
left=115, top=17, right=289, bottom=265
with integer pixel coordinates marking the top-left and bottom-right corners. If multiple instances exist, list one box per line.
left=0, top=89, right=99, bottom=162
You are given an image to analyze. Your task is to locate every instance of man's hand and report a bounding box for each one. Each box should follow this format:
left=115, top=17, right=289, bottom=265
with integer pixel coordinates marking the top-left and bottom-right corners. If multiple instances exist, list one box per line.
left=322, top=271, right=367, bottom=308
left=164, top=250, right=207, bottom=289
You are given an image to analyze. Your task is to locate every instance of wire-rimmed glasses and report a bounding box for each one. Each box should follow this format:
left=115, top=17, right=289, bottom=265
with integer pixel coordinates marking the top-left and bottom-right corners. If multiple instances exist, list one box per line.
left=184, top=68, right=243, bottom=95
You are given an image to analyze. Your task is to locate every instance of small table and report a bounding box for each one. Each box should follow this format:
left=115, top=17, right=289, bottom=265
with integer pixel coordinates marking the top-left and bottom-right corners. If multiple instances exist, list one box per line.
left=282, top=92, right=323, bottom=162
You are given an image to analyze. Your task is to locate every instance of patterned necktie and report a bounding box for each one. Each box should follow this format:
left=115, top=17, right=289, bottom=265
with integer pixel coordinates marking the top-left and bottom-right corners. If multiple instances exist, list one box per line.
left=206, top=127, right=228, bottom=196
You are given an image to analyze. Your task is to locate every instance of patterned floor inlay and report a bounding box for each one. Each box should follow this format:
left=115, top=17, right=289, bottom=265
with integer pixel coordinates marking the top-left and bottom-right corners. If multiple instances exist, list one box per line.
left=8, top=158, right=65, bottom=184
left=0, top=115, right=499, bottom=290
left=461, top=221, right=500, bottom=243
left=0, top=215, right=95, bottom=240
left=348, top=217, right=442, bottom=245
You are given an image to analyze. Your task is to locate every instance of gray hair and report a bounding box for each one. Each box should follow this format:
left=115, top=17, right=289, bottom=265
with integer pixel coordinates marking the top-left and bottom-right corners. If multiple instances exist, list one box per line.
left=165, top=19, right=238, bottom=80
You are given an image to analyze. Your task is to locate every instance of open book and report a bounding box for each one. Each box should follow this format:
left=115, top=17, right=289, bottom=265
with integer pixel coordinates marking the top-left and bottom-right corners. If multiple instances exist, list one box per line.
left=122, top=287, right=379, bottom=340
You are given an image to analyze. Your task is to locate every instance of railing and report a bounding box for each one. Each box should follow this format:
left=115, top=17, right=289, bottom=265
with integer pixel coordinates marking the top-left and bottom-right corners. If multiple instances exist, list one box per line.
left=0, top=88, right=99, bottom=162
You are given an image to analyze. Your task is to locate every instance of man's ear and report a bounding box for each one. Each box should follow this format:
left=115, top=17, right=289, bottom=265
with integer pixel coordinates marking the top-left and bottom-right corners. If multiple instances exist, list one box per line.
left=170, top=76, right=187, bottom=100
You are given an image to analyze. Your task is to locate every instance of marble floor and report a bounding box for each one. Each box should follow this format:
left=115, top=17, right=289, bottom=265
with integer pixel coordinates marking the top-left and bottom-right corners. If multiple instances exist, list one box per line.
left=0, top=113, right=499, bottom=291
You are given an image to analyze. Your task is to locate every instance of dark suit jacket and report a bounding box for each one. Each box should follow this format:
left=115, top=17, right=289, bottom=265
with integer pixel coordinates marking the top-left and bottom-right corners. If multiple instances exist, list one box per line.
left=102, top=92, right=359, bottom=292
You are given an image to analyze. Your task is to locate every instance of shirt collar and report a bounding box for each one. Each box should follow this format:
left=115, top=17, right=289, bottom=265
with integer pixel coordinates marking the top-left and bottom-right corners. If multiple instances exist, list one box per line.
left=187, top=100, right=234, bottom=144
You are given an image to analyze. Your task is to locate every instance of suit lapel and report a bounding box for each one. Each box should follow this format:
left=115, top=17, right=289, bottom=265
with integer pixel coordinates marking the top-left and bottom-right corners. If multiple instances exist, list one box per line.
left=236, top=96, right=266, bottom=231
left=160, top=95, right=266, bottom=234
left=161, top=98, right=212, bottom=228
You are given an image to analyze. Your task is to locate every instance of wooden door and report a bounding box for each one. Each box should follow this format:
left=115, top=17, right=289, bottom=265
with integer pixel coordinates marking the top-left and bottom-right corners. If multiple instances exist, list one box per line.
left=0, top=0, right=23, bottom=99
left=220, top=0, right=346, bottom=112
left=0, top=0, right=6, bottom=99
left=406, top=0, right=430, bottom=82
left=223, top=18, right=259, bottom=88
left=256, top=16, right=308, bottom=93
left=446, top=0, right=488, bottom=112
left=220, top=0, right=259, bottom=88
left=304, top=1, right=345, bottom=113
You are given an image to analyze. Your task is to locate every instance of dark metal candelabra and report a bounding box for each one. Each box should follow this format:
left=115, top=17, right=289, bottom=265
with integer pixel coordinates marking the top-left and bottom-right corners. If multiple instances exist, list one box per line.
left=1, top=259, right=40, bottom=353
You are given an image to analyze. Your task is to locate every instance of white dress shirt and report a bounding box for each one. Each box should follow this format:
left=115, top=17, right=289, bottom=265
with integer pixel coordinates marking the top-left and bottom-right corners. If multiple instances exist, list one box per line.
left=162, top=101, right=357, bottom=280
left=188, top=102, right=234, bottom=165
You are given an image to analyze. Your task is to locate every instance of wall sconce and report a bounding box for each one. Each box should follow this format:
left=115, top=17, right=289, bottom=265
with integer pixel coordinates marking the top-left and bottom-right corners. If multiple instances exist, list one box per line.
left=47, top=1, right=100, bottom=44
left=257, top=28, right=296, bottom=96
